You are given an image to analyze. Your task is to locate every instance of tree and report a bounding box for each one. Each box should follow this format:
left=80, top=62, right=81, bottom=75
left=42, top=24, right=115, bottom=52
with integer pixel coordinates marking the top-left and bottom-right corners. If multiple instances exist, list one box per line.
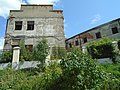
left=0, top=51, right=12, bottom=63
left=32, top=39, right=49, bottom=67
left=51, top=46, right=67, bottom=60
left=87, top=38, right=117, bottom=63
left=58, top=48, right=109, bottom=90
left=19, top=40, right=32, bottom=61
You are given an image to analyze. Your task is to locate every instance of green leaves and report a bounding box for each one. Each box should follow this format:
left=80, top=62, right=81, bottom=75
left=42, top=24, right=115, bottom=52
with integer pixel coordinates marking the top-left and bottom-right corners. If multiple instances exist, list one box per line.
left=60, top=48, right=108, bottom=90
left=19, top=40, right=32, bottom=61
left=0, top=47, right=119, bottom=90
left=87, top=38, right=116, bottom=61
left=0, top=51, right=12, bottom=63
left=32, top=39, right=49, bottom=67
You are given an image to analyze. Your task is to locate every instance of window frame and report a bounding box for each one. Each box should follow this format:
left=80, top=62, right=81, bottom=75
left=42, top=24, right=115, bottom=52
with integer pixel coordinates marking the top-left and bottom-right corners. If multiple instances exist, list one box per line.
left=75, top=39, right=79, bottom=46
left=69, top=43, right=72, bottom=48
left=95, top=32, right=102, bottom=39
left=15, top=21, right=22, bottom=30
left=83, top=37, right=87, bottom=43
left=27, top=21, right=34, bottom=30
left=111, top=27, right=118, bottom=34
left=25, top=45, right=33, bottom=52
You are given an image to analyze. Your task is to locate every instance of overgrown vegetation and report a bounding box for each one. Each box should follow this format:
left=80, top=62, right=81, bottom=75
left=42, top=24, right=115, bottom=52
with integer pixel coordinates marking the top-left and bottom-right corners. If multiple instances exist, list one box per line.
left=57, top=48, right=119, bottom=90
left=0, top=50, right=12, bottom=63
left=87, top=38, right=117, bottom=63
left=0, top=48, right=119, bottom=90
left=32, top=39, right=49, bottom=67
left=51, top=46, right=66, bottom=60
left=0, top=39, right=49, bottom=65
left=19, top=40, right=32, bottom=61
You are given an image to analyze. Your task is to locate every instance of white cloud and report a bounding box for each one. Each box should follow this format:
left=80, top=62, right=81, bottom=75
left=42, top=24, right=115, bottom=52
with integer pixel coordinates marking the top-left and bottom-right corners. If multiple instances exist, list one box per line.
left=0, top=37, right=4, bottom=50
left=0, top=0, right=22, bottom=18
left=0, top=0, right=60, bottom=18
left=90, top=14, right=101, bottom=24
left=27, top=0, right=60, bottom=5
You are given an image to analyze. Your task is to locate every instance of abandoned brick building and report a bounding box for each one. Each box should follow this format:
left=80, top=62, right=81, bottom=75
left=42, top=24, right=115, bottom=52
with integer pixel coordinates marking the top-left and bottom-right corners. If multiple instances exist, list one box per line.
left=66, top=18, right=120, bottom=50
left=4, top=4, right=65, bottom=51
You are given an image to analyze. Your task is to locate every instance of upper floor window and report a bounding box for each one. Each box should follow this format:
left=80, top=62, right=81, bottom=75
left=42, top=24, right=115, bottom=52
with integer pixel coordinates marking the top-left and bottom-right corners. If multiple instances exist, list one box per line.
left=75, top=39, right=79, bottom=46
left=25, top=45, right=33, bottom=52
left=83, top=37, right=87, bottom=43
left=15, top=21, right=22, bottom=30
left=27, top=21, right=34, bottom=30
left=112, top=27, right=118, bottom=34
left=69, top=43, right=72, bottom=48
left=95, top=32, right=101, bottom=39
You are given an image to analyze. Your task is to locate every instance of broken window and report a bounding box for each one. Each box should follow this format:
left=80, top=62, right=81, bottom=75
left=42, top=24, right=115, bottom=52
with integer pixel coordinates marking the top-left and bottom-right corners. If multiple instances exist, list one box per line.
left=25, top=45, right=33, bottom=52
left=112, top=27, right=118, bottom=34
left=69, top=43, right=72, bottom=48
left=95, top=32, right=101, bottom=39
left=75, top=39, right=79, bottom=46
left=27, top=21, right=34, bottom=30
left=83, top=37, right=87, bottom=43
left=15, top=21, right=22, bottom=30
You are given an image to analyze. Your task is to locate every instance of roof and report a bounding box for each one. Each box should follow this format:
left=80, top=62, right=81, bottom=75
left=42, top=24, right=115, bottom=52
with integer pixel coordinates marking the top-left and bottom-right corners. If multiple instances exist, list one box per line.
left=21, top=4, right=53, bottom=6
left=66, top=18, right=120, bottom=41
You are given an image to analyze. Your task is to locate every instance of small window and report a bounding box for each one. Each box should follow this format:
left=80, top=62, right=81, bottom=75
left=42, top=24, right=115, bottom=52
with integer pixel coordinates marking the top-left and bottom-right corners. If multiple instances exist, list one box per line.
left=27, top=21, right=34, bottom=30
left=69, top=43, right=72, bottom=48
left=112, top=27, right=118, bottom=34
left=96, top=32, right=101, bottom=39
left=25, top=45, right=33, bottom=52
left=75, top=40, right=79, bottom=46
left=15, top=21, right=22, bottom=30
left=65, top=44, right=68, bottom=49
left=83, top=37, right=87, bottom=43
left=12, top=45, right=19, bottom=48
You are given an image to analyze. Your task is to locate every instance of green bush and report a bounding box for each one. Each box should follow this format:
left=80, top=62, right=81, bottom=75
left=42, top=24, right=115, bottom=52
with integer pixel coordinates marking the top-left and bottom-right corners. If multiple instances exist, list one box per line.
left=51, top=46, right=67, bottom=60
left=56, top=48, right=108, bottom=90
left=0, top=63, right=62, bottom=90
left=0, top=68, right=34, bottom=90
left=87, top=38, right=117, bottom=62
left=0, top=51, right=12, bottom=63
left=32, top=39, right=49, bottom=68
left=50, top=48, right=120, bottom=90
left=100, top=63, right=120, bottom=78
left=32, top=62, right=62, bottom=90
left=19, top=40, right=33, bottom=61
left=0, top=47, right=119, bottom=90
left=100, top=63, right=120, bottom=90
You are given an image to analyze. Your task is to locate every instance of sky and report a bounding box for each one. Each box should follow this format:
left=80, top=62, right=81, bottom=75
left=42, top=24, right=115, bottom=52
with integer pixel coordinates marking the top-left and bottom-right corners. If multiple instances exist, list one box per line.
left=0, top=0, right=120, bottom=49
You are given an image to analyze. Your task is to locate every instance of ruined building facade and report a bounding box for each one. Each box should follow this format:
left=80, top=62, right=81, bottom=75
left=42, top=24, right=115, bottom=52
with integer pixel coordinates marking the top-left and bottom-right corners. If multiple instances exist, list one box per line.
left=4, top=5, right=65, bottom=51
left=66, top=18, right=120, bottom=50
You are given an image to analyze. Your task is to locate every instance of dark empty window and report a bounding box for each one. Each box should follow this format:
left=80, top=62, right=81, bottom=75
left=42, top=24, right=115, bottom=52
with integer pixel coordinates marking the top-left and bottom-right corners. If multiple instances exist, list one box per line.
left=112, top=27, right=118, bottom=34
left=69, top=43, right=72, bottom=48
left=65, top=44, right=68, bottom=49
left=25, top=45, right=33, bottom=52
left=83, top=37, right=87, bottom=43
left=15, top=21, right=22, bottom=30
left=75, top=40, right=79, bottom=46
left=96, top=32, right=101, bottom=39
left=27, top=21, right=34, bottom=30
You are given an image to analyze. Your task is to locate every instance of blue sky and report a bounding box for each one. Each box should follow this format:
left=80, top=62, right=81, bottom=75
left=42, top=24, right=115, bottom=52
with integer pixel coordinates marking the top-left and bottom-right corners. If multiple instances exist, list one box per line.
left=0, top=0, right=120, bottom=49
